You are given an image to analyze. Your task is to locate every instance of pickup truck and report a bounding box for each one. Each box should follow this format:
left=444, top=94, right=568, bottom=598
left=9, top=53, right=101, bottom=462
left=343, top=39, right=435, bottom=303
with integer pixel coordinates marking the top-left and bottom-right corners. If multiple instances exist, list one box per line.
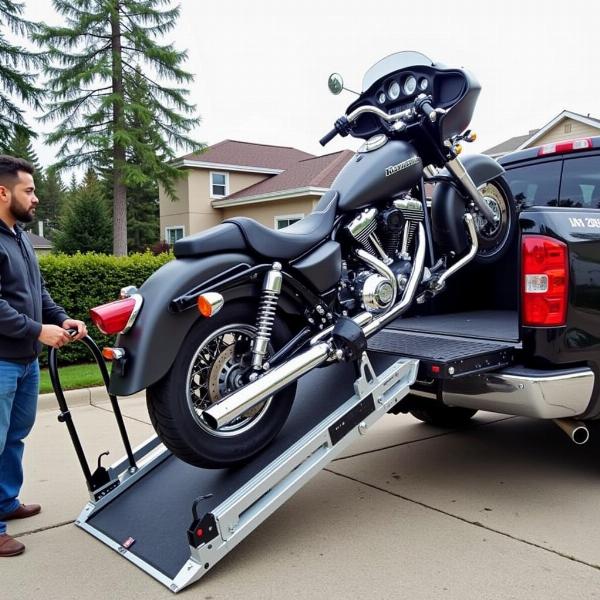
left=372, top=136, right=600, bottom=443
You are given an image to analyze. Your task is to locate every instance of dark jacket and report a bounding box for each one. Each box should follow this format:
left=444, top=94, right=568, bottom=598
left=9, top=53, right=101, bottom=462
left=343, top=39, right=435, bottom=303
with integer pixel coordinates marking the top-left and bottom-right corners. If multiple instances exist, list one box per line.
left=0, top=219, right=68, bottom=362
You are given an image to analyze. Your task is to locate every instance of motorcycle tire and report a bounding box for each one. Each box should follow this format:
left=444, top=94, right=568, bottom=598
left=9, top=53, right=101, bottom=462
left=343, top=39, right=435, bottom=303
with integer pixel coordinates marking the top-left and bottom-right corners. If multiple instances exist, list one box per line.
left=147, top=302, right=297, bottom=469
left=472, top=176, right=517, bottom=265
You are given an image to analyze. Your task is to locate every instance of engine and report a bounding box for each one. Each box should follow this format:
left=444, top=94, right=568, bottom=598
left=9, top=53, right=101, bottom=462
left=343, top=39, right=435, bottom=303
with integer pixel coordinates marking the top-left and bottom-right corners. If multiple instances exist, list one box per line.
left=340, top=195, right=424, bottom=314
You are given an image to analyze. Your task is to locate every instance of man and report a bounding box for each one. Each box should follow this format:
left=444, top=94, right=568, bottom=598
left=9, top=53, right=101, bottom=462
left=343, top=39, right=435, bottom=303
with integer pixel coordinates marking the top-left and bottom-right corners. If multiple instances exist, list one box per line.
left=0, top=155, right=87, bottom=557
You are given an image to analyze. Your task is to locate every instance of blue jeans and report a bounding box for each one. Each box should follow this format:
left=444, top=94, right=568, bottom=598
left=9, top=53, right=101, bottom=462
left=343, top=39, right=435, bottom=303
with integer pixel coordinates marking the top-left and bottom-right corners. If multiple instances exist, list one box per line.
left=0, top=359, right=39, bottom=535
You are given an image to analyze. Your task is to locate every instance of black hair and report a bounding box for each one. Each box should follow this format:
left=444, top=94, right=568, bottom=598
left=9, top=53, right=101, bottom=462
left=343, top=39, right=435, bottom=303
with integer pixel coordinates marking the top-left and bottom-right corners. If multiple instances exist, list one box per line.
left=0, top=155, right=35, bottom=188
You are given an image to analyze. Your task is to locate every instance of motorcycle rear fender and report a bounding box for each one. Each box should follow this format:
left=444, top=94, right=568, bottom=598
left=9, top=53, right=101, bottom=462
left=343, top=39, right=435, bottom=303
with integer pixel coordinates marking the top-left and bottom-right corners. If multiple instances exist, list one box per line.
left=431, top=153, right=505, bottom=254
left=108, top=252, right=259, bottom=397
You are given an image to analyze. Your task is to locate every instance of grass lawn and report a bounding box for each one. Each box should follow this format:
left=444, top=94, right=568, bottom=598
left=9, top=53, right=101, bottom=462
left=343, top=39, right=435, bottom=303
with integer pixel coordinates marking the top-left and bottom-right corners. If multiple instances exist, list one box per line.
left=39, top=362, right=108, bottom=394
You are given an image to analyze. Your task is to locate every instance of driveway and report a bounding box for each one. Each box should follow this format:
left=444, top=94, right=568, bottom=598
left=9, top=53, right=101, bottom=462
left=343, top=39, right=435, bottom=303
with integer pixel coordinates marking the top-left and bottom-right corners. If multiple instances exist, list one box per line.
left=1, top=391, right=599, bottom=599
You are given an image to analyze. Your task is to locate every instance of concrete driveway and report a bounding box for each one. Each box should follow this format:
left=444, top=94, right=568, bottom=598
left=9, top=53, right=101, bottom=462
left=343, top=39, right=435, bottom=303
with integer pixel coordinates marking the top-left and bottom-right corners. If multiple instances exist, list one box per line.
left=1, top=390, right=600, bottom=599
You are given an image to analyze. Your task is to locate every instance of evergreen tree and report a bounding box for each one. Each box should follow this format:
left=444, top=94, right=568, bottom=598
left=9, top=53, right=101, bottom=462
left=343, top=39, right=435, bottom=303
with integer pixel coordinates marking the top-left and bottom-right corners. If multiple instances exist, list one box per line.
left=0, top=0, right=44, bottom=140
left=36, top=0, right=202, bottom=256
left=54, top=168, right=112, bottom=254
left=36, top=167, right=65, bottom=238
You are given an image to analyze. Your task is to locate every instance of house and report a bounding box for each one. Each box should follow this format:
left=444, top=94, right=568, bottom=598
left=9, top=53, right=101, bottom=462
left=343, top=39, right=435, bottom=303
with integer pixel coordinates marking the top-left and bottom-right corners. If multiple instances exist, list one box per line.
left=159, top=140, right=354, bottom=244
left=483, top=110, right=600, bottom=159
left=25, top=231, right=53, bottom=255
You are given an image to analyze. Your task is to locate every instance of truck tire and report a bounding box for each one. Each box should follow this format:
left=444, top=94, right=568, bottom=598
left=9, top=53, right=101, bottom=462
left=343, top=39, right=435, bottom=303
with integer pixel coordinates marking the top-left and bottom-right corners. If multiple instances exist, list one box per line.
left=146, top=302, right=296, bottom=469
left=409, top=399, right=477, bottom=428
left=472, top=176, right=516, bottom=264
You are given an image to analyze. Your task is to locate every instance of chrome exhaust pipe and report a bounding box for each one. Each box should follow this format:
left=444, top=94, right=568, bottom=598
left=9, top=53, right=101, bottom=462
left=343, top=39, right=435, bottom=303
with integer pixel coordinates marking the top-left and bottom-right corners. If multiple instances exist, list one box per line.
left=554, top=418, right=590, bottom=445
left=202, top=224, right=426, bottom=429
left=203, top=342, right=332, bottom=429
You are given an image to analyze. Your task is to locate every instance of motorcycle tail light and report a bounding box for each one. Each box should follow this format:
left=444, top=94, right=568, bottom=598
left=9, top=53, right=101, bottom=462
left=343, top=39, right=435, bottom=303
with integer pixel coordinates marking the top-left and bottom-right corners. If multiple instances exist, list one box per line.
left=90, top=294, right=143, bottom=335
left=521, top=235, right=568, bottom=326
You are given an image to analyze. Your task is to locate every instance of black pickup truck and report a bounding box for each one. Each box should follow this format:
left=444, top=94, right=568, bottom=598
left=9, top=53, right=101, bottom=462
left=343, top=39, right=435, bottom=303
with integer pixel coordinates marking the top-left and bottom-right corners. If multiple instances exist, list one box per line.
left=373, top=136, right=600, bottom=441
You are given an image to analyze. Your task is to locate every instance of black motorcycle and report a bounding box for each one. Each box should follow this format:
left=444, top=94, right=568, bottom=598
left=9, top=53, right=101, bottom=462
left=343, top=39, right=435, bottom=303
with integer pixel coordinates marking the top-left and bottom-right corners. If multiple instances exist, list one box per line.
left=91, top=51, right=516, bottom=468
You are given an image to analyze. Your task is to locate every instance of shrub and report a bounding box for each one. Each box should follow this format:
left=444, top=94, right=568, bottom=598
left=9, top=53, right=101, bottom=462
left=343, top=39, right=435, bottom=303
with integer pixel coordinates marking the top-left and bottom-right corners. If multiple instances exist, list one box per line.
left=39, top=251, right=173, bottom=366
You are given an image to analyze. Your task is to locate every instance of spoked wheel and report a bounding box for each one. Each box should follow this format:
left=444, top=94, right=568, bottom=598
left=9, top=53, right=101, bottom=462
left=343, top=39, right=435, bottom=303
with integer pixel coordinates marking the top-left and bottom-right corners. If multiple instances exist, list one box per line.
left=147, top=303, right=296, bottom=469
left=472, top=177, right=516, bottom=264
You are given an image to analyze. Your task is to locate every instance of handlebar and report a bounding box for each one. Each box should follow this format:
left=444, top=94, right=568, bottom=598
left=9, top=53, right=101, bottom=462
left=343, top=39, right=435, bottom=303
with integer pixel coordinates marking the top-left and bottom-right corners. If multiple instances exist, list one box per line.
left=319, top=102, right=421, bottom=146
left=414, top=94, right=437, bottom=123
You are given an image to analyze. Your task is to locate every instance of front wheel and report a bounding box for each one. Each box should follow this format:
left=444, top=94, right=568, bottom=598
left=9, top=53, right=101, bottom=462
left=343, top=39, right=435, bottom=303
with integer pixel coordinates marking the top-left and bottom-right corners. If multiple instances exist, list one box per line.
left=472, top=176, right=517, bottom=264
left=147, top=303, right=296, bottom=469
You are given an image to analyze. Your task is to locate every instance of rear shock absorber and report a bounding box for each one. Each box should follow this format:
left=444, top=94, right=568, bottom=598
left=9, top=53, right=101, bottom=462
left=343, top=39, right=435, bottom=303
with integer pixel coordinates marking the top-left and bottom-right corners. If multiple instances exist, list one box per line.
left=251, top=262, right=283, bottom=371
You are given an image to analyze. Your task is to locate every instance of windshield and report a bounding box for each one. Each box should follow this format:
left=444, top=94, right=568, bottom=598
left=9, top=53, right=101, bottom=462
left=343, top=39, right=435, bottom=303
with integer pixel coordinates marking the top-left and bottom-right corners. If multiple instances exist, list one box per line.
left=362, top=51, right=434, bottom=91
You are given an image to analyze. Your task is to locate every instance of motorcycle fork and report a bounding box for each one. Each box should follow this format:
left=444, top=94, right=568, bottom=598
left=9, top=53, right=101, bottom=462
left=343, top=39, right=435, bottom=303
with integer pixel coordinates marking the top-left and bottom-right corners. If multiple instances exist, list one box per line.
left=250, top=262, right=283, bottom=372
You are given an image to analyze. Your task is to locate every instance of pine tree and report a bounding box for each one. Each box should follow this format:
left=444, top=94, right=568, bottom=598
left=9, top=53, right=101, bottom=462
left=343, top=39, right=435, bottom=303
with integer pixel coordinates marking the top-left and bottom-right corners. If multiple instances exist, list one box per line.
left=36, top=0, right=202, bottom=256
left=37, top=167, right=65, bottom=238
left=0, top=0, right=44, bottom=140
left=54, top=168, right=112, bottom=254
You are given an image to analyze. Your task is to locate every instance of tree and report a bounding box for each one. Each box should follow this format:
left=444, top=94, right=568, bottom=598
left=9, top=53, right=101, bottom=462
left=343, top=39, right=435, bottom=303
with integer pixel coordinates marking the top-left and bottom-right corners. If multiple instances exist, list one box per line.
left=54, top=168, right=112, bottom=254
left=36, top=0, right=202, bottom=256
left=36, top=167, right=65, bottom=238
left=0, top=0, right=44, bottom=140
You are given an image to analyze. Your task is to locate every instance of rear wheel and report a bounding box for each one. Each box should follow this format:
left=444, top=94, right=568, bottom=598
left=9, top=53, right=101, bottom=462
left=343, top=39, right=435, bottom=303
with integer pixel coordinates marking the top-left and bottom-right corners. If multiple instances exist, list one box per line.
left=472, top=176, right=516, bottom=264
left=147, top=303, right=296, bottom=468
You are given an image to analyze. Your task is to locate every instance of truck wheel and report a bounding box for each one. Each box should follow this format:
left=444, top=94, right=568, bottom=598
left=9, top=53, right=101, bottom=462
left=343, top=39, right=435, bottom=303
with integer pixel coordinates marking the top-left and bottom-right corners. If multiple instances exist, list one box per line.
left=472, top=176, right=516, bottom=264
left=409, top=399, right=477, bottom=427
left=146, top=302, right=296, bottom=469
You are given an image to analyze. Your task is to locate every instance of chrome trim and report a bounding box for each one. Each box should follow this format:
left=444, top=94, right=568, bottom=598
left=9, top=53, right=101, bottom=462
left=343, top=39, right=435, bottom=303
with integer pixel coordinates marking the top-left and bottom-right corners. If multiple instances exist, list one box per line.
left=123, top=293, right=143, bottom=334
left=358, top=134, right=389, bottom=153
left=442, top=368, right=595, bottom=419
left=119, top=285, right=138, bottom=299
left=445, top=157, right=497, bottom=225
left=347, top=104, right=414, bottom=124
left=435, top=213, right=478, bottom=290
left=356, top=248, right=398, bottom=308
left=347, top=208, right=378, bottom=240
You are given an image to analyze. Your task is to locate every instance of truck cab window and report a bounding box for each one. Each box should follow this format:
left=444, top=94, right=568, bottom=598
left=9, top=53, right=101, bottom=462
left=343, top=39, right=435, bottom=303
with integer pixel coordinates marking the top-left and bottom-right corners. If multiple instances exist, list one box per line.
left=560, top=155, right=600, bottom=209
left=503, top=161, right=561, bottom=210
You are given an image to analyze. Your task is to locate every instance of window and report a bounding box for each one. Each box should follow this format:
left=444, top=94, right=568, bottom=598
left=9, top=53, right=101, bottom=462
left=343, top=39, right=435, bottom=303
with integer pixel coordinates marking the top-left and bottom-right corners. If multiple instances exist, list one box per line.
left=504, top=161, right=562, bottom=209
left=275, top=214, right=304, bottom=229
left=560, top=156, right=600, bottom=208
left=210, top=172, right=228, bottom=198
left=165, top=226, right=185, bottom=246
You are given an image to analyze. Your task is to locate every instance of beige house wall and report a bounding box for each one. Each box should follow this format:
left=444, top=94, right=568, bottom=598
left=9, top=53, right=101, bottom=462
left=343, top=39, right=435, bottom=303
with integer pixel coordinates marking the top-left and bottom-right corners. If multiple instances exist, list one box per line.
left=534, top=119, right=600, bottom=146
left=222, top=196, right=319, bottom=228
left=160, top=168, right=272, bottom=239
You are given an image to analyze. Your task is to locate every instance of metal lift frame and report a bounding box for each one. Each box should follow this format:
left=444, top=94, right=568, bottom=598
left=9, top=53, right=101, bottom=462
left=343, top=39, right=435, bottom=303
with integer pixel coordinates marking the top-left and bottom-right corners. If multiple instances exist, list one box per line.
left=50, top=337, right=418, bottom=593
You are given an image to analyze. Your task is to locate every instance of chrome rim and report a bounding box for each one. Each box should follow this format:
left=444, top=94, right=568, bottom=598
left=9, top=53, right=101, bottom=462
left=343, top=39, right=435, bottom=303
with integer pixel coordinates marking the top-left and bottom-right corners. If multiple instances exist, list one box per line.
left=474, top=183, right=509, bottom=252
left=185, top=323, right=272, bottom=437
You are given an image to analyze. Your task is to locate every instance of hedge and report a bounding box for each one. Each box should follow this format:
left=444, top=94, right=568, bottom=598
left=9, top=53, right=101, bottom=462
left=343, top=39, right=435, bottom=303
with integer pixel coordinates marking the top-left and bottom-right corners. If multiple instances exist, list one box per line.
left=39, top=252, right=173, bottom=366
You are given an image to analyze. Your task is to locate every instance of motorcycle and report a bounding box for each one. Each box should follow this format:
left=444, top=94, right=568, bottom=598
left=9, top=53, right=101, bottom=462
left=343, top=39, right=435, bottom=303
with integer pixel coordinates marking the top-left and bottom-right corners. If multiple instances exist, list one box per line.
left=90, top=51, right=516, bottom=468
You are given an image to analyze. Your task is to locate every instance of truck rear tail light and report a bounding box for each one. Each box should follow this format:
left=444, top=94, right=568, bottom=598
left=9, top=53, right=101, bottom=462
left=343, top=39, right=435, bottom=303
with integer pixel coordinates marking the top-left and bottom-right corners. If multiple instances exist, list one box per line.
left=537, top=138, right=592, bottom=156
left=90, top=294, right=143, bottom=335
left=521, top=236, right=568, bottom=326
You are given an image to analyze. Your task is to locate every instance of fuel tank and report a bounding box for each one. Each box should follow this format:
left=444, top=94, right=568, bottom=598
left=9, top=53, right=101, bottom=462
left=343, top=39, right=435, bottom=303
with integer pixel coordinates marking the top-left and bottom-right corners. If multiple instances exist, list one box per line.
left=332, top=140, right=423, bottom=211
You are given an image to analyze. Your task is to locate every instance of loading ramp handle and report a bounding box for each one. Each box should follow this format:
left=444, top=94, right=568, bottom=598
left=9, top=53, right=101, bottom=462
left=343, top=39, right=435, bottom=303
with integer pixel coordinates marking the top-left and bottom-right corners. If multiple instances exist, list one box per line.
left=48, top=333, right=138, bottom=494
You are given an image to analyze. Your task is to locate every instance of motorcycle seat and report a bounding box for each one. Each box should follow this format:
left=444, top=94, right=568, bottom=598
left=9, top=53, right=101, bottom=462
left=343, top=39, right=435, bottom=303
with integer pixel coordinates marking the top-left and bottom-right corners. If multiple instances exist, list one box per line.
left=225, top=190, right=339, bottom=260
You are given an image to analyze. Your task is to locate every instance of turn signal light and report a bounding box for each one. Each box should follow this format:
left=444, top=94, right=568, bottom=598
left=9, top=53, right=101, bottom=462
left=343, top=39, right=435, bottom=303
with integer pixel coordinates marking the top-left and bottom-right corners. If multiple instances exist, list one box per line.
left=90, top=295, right=142, bottom=335
left=102, top=347, right=125, bottom=361
left=197, top=292, right=224, bottom=318
left=522, top=235, right=568, bottom=326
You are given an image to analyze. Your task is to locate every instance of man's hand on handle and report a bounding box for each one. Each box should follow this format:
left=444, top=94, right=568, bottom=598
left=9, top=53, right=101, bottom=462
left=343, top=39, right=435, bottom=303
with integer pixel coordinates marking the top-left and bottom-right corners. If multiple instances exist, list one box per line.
left=38, top=319, right=88, bottom=348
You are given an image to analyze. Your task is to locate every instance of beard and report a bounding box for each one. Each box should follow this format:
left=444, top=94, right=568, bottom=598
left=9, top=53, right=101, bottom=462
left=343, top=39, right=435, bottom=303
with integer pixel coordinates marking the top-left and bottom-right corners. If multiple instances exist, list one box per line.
left=10, top=199, right=35, bottom=223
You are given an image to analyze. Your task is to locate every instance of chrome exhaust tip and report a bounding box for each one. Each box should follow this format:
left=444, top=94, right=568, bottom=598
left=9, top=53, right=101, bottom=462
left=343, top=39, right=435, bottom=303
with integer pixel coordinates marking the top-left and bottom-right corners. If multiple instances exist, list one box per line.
left=554, top=418, right=590, bottom=445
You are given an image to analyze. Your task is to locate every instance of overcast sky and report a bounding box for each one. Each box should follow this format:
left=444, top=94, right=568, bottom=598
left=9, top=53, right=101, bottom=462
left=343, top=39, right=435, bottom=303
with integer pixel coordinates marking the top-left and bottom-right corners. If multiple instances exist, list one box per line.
left=21, top=0, right=600, bottom=167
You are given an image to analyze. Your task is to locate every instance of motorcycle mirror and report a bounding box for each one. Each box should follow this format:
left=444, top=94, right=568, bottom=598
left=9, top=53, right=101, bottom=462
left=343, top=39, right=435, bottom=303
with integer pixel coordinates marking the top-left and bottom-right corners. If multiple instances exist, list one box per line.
left=328, top=73, right=344, bottom=95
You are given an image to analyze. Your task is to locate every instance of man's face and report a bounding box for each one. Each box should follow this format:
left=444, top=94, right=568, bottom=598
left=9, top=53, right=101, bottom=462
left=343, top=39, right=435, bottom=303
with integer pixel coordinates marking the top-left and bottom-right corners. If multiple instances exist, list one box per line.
left=2, top=171, right=38, bottom=223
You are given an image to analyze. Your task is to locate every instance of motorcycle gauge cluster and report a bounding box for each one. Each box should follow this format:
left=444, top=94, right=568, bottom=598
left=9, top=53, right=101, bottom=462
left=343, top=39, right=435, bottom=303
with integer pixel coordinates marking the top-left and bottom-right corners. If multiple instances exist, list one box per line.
left=387, top=80, right=400, bottom=100
left=402, top=75, right=417, bottom=96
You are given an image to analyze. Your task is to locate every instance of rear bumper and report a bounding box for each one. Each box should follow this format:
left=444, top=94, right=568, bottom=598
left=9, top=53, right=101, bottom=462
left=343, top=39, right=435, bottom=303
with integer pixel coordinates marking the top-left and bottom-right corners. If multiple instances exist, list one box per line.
left=435, top=365, right=595, bottom=419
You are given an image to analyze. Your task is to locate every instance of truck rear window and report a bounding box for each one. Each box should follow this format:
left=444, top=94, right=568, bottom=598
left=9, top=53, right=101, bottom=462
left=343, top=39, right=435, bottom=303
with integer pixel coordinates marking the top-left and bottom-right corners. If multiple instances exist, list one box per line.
left=559, top=155, right=600, bottom=209
left=503, top=161, right=561, bottom=209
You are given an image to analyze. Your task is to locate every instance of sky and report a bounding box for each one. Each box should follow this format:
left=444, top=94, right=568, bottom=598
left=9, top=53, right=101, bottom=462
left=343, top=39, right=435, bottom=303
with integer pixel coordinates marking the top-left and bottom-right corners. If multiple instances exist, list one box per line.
left=19, top=0, right=600, bottom=168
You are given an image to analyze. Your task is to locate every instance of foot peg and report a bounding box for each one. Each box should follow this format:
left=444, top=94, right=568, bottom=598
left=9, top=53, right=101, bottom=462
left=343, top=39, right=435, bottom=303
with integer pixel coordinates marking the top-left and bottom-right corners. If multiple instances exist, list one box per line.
left=331, top=316, right=367, bottom=361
